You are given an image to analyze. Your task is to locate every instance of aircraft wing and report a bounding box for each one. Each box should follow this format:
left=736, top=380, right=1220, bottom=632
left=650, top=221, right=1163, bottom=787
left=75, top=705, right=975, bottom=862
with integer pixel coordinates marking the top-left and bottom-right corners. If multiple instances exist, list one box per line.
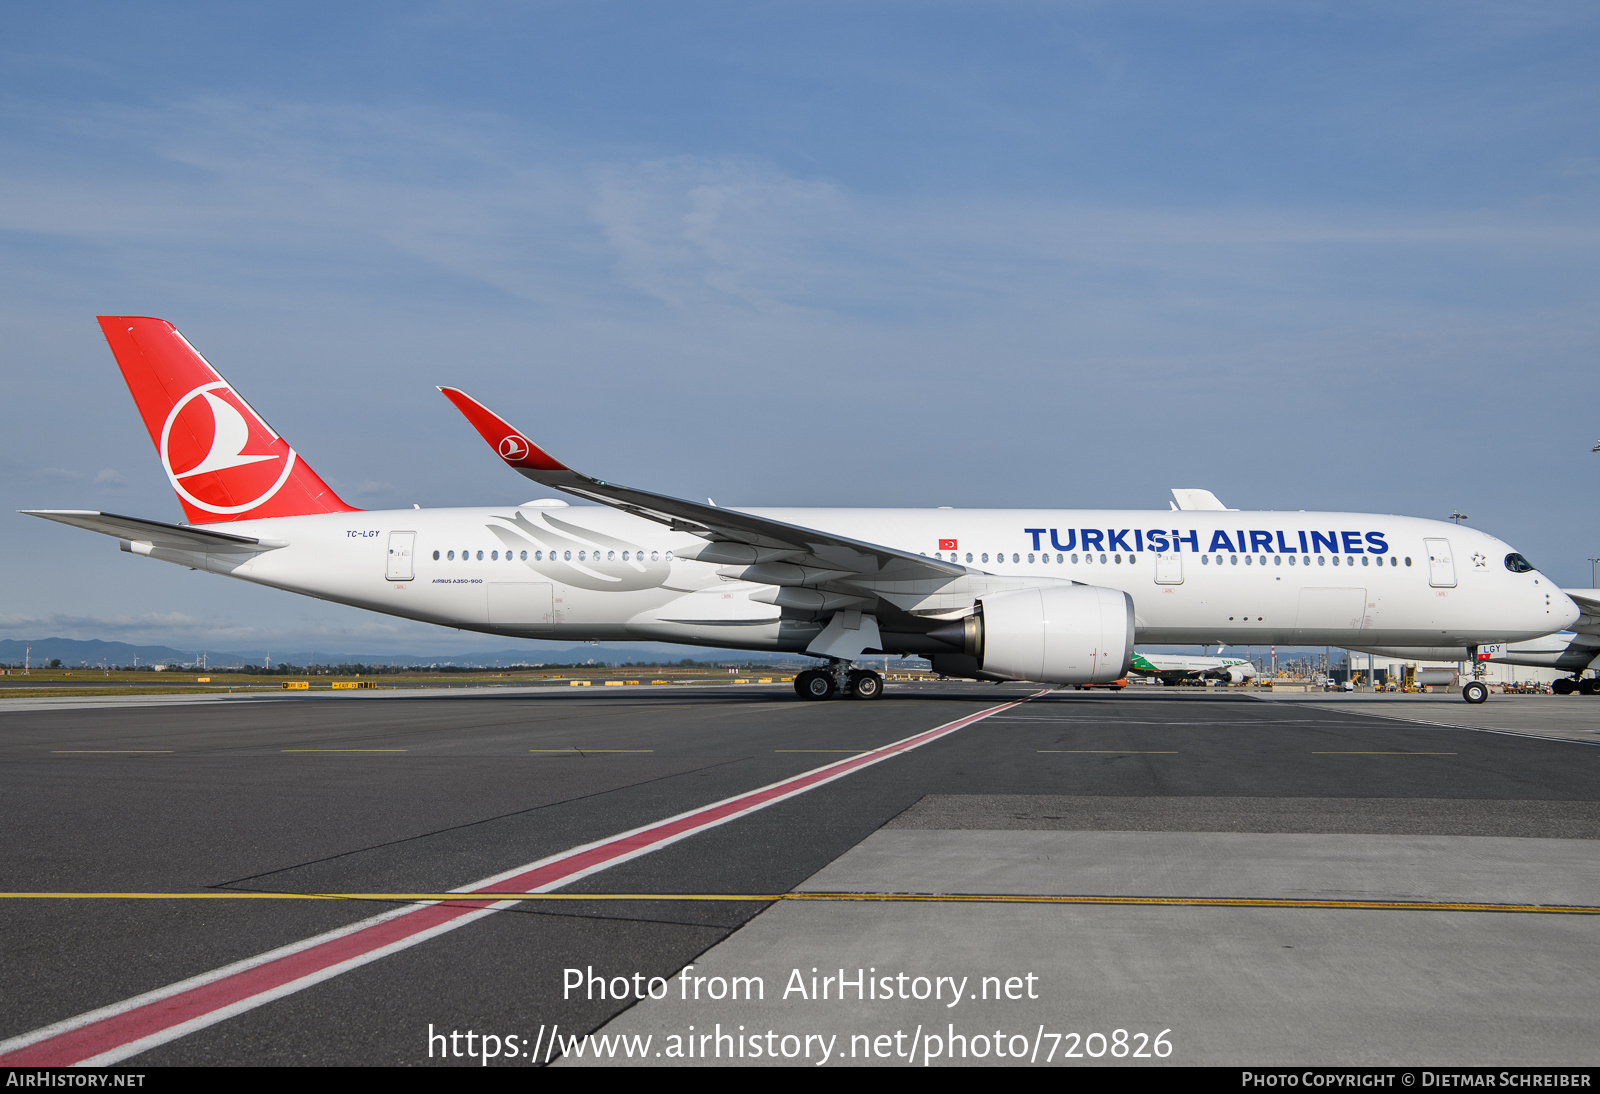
left=20, top=510, right=285, bottom=553
left=439, top=388, right=966, bottom=586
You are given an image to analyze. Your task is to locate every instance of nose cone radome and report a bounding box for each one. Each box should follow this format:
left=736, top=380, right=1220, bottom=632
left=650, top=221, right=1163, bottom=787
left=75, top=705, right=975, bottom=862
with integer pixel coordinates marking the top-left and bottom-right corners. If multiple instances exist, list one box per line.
left=1549, top=587, right=1581, bottom=632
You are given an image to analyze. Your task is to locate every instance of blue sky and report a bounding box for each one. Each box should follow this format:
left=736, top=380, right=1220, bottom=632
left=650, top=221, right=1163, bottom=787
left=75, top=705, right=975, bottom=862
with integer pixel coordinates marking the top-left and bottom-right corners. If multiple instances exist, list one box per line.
left=3, top=2, right=1598, bottom=654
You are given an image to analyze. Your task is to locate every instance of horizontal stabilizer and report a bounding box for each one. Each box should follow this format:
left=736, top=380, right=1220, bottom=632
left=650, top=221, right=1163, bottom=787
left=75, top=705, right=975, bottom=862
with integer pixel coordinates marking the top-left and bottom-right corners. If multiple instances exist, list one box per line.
left=20, top=510, right=285, bottom=553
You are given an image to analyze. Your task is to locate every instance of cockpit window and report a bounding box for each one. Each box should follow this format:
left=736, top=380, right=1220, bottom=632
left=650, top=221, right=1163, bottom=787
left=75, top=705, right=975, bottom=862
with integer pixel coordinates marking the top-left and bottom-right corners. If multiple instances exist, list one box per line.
left=1504, top=553, right=1535, bottom=573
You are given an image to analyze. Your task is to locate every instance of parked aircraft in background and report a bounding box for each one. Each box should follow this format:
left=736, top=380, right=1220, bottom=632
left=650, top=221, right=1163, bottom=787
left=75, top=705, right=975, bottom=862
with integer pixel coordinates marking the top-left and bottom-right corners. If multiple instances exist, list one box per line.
left=23, top=318, right=1580, bottom=703
left=1128, top=649, right=1258, bottom=685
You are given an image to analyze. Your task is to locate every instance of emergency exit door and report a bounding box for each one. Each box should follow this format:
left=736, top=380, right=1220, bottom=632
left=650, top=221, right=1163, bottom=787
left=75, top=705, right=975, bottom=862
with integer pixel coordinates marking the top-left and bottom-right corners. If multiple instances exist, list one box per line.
left=386, top=531, right=415, bottom=581
left=1423, top=538, right=1455, bottom=588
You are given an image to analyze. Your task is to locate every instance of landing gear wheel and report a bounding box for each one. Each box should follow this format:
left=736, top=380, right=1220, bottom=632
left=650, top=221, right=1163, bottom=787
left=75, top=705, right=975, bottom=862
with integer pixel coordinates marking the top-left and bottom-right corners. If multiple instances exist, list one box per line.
left=1553, top=677, right=1576, bottom=695
left=1463, top=681, right=1489, bottom=704
left=849, top=670, right=883, bottom=700
left=795, top=670, right=835, bottom=701
left=1579, top=678, right=1598, bottom=697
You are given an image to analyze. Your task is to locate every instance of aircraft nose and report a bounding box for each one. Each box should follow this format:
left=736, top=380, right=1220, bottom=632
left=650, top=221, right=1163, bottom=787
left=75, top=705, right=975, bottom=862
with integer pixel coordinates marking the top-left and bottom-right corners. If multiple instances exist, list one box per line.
left=1549, top=588, right=1580, bottom=631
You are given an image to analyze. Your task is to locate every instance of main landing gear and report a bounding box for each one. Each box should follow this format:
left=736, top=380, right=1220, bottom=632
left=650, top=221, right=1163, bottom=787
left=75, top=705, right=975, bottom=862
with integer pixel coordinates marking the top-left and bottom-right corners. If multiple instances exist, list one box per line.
left=1552, top=677, right=1598, bottom=696
left=794, top=662, right=884, bottom=701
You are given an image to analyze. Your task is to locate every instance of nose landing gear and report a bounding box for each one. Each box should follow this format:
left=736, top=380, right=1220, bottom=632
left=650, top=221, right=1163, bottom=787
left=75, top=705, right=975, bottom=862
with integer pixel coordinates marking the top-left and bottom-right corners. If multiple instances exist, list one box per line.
left=794, top=661, right=885, bottom=700
left=1462, top=646, right=1490, bottom=704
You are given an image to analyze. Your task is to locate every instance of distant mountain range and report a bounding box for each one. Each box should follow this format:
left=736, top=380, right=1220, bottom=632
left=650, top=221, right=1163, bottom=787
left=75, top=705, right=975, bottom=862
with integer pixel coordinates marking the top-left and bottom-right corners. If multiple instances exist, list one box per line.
left=0, top=637, right=814, bottom=668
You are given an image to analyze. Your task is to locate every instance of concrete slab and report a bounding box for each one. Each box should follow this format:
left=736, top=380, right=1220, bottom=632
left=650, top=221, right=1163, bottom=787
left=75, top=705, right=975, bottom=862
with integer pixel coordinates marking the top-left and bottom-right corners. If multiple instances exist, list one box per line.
left=886, top=794, right=1600, bottom=839
left=566, top=900, right=1596, bottom=1066
left=1257, top=692, right=1600, bottom=746
left=798, top=829, right=1600, bottom=905
left=570, top=830, right=1600, bottom=1066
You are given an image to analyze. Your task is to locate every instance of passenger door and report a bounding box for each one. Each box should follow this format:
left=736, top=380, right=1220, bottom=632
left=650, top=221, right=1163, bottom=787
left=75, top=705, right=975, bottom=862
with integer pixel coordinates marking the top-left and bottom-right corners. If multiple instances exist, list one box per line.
left=1424, top=538, right=1456, bottom=588
left=1154, top=552, right=1183, bottom=585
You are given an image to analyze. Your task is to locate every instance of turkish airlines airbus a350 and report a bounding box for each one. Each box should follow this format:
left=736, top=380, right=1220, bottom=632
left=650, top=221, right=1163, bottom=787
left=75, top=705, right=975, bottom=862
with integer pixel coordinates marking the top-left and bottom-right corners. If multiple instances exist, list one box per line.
left=25, top=318, right=1586, bottom=703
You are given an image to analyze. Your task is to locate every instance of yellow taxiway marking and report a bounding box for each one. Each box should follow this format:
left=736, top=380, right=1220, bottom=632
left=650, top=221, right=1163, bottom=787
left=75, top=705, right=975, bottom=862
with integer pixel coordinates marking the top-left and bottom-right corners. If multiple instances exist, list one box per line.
left=0, top=891, right=1592, bottom=915
left=51, top=750, right=173, bottom=754
left=529, top=749, right=653, bottom=753
left=281, top=749, right=408, bottom=753
left=1312, top=751, right=1457, bottom=755
left=1037, top=750, right=1179, bottom=754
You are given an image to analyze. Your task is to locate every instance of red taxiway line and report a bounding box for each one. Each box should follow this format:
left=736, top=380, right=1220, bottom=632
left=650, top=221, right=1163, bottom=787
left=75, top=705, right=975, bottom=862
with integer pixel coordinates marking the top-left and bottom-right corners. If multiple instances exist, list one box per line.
left=0, top=693, right=1042, bottom=1066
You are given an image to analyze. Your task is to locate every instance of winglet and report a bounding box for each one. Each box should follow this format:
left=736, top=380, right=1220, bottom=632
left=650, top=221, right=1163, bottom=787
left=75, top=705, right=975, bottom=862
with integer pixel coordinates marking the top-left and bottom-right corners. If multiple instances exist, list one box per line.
left=437, top=388, right=572, bottom=474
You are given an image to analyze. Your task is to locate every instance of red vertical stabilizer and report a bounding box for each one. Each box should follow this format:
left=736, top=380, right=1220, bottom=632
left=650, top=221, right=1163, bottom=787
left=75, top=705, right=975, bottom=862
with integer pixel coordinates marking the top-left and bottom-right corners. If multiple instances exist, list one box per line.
left=97, top=316, right=358, bottom=523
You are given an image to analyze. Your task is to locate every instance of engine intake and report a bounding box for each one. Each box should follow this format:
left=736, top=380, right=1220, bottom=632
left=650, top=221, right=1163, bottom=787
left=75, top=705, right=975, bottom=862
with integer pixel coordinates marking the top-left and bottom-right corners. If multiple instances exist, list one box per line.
left=928, top=585, right=1134, bottom=685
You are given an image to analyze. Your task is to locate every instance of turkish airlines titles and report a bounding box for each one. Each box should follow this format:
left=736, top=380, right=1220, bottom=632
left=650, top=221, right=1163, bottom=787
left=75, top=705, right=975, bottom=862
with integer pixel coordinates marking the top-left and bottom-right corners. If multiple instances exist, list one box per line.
left=957, top=528, right=1392, bottom=555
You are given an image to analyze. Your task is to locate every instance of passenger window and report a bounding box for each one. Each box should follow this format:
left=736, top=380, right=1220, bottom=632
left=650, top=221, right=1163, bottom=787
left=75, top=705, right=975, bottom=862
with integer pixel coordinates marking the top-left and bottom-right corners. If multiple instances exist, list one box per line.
left=1113, top=554, right=1121, bottom=564
left=621, top=551, right=629, bottom=561
left=563, top=550, right=571, bottom=561
left=1362, top=556, right=1370, bottom=566
left=579, top=551, right=587, bottom=561
left=447, top=550, right=454, bottom=560
left=1041, top=553, right=1048, bottom=564
left=1071, top=554, right=1079, bottom=563
left=651, top=551, right=660, bottom=561
left=1244, top=555, right=1252, bottom=565
left=1057, top=553, right=1064, bottom=563
left=1405, top=556, right=1412, bottom=566
left=432, top=551, right=440, bottom=560
left=1028, top=553, right=1035, bottom=563
left=608, top=551, right=615, bottom=561
left=1099, top=554, right=1107, bottom=564
left=491, top=550, right=498, bottom=560
left=476, top=550, right=484, bottom=560
left=1013, top=553, right=1020, bottom=563
left=1318, top=556, right=1326, bottom=566
left=1202, top=555, right=1209, bottom=565
left=966, top=553, right=973, bottom=563
left=1129, top=554, right=1136, bottom=564
left=520, top=550, right=527, bottom=560
left=1274, top=555, right=1282, bottom=566
left=1230, top=556, right=1238, bottom=566
left=981, top=553, right=989, bottom=563
left=665, top=551, right=674, bottom=561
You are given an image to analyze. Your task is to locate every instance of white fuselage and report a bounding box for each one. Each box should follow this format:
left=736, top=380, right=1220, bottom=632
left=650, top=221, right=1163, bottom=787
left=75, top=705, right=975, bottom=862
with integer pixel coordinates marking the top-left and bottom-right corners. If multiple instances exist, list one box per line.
left=156, top=503, right=1573, bottom=656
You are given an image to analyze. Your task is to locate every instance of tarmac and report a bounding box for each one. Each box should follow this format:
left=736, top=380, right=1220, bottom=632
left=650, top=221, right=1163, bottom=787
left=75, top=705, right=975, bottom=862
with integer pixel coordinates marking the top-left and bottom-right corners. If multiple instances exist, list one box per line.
left=0, top=684, right=1594, bottom=1066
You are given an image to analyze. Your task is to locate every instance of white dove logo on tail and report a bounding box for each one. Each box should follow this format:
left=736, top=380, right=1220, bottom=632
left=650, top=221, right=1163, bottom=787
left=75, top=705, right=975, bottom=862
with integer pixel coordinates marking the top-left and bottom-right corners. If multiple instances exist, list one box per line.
left=159, top=382, right=297, bottom=515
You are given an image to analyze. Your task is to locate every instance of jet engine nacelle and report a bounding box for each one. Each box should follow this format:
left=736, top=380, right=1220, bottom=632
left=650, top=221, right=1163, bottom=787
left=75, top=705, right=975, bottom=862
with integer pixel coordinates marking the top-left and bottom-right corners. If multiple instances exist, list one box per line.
left=933, top=584, right=1135, bottom=685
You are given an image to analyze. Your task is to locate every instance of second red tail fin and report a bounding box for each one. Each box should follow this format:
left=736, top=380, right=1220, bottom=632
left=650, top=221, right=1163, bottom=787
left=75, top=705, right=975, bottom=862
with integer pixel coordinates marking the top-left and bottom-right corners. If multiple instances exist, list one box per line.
left=98, top=316, right=357, bottom=523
